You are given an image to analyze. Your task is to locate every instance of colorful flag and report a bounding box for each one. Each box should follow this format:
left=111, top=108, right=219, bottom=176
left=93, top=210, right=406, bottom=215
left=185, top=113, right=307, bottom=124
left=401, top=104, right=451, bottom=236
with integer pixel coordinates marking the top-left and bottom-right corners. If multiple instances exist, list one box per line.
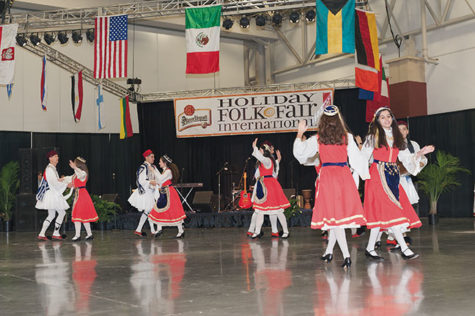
left=366, top=56, right=390, bottom=122
left=6, top=83, right=12, bottom=99
left=120, top=95, right=133, bottom=139
left=94, top=15, right=128, bottom=79
left=185, top=5, right=221, bottom=74
left=96, top=84, right=105, bottom=130
left=71, top=71, right=84, bottom=122
left=0, top=24, right=18, bottom=84
left=355, top=9, right=380, bottom=92
left=358, top=88, right=374, bottom=100
left=315, top=0, right=354, bottom=55
left=40, top=56, right=47, bottom=111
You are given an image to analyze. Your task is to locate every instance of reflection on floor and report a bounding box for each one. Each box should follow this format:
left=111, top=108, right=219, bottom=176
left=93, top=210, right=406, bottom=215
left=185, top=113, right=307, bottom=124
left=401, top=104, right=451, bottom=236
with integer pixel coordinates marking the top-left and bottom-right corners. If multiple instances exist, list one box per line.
left=1, top=218, right=475, bottom=315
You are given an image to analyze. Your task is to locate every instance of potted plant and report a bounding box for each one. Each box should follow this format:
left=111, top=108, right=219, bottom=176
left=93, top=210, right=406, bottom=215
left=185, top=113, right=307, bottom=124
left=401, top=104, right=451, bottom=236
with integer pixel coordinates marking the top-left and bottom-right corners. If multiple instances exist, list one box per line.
left=0, top=161, right=20, bottom=232
left=284, top=197, right=303, bottom=221
left=417, top=151, right=470, bottom=224
left=92, top=195, right=121, bottom=230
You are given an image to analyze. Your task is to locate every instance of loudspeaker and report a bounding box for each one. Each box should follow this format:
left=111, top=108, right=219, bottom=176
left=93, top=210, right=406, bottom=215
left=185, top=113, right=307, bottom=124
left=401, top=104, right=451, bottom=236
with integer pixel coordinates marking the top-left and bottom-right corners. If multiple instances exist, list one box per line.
left=192, top=191, right=218, bottom=213
left=283, top=188, right=296, bottom=200
left=19, top=149, right=34, bottom=194
left=15, top=193, right=38, bottom=232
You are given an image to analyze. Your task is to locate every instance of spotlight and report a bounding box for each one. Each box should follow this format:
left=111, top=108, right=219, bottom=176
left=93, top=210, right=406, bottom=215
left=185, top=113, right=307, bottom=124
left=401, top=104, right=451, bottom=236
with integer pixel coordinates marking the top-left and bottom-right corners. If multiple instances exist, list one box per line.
left=255, top=15, right=266, bottom=27
left=44, top=33, right=55, bottom=45
left=72, top=31, right=82, bottom=43
left=86, top=29, right=95, bottom=42
left=16, top=34, right=27, bottom=47
left=272, top=13, right=282, bottom=26
left=305, top=9, right=316, bottom=22
left=222, top=18, right=233, bottom=30
left=239, top=16, right=250, bottom=28
left=289, top=11, right=300, bottom=23
left=29, top=34, right=41, bottom=46
left=58, top=32, right=69, bottom=44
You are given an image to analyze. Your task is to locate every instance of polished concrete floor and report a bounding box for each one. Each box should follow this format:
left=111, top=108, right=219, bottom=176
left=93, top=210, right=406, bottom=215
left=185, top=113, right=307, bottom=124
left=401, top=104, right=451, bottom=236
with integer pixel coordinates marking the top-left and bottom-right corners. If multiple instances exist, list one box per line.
left=1, top=218, right=475, bottom=315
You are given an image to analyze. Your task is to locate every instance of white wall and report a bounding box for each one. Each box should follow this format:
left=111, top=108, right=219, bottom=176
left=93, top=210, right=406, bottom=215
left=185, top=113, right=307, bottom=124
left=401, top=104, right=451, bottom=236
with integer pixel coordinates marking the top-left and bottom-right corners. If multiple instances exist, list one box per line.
left=0, top=25, right=244, bottom=133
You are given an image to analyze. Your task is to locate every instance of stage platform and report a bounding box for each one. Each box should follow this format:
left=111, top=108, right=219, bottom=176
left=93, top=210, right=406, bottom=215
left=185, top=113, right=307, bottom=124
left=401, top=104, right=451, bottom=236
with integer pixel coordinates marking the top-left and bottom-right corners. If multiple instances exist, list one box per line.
left=1, top=218, right=475, bottom=315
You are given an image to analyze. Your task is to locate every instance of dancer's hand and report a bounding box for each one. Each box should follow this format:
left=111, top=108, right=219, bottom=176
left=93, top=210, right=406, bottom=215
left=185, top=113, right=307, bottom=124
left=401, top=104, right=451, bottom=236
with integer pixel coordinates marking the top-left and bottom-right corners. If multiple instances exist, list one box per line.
left=297, top=120, right=307, bottom=139
left=67, top=182, right=74, bottom=188
left=417, top=145, right=435, bottom=157
left=355, top=135, right=362, bottom=146
left=69, top=160, right=77, bottom=169
left=276, top=150, right=282, bottom=162
left=150, top=180, right=157, bottom=186
left=252, top=138, right=258, bottom=148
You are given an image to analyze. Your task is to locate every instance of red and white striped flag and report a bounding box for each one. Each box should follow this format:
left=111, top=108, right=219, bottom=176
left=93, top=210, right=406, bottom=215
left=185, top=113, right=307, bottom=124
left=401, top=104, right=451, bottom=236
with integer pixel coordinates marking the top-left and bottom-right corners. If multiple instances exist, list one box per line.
left=94, top=15, right=128, bottom=79
left=71, top=71, right=84, bottom=122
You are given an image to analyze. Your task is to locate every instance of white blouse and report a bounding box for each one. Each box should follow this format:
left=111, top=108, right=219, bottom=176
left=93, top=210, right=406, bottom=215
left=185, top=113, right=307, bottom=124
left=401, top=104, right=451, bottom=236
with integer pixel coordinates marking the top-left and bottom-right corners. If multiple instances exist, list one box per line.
left=252, top=147, right=272, bottom=170
left=361, top=129, right=424, bottom=176
left=44, top=164, right=68, bottom=193
left=293, top=133, right=370, bottom=180
left=156, top=168, right=173, bottom=187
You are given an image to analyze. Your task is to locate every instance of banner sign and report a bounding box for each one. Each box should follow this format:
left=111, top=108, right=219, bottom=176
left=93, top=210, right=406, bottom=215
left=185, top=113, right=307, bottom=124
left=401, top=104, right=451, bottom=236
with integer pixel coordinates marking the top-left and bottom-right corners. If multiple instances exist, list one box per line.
left=174, top=88, right=333, bottom=138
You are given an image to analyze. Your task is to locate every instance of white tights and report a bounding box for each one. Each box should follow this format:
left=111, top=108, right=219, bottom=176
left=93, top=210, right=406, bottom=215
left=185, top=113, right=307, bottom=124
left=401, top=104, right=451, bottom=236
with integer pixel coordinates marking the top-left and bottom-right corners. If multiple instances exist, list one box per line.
left=323, top=228, right=350, bottom=258
left=39, top=209, right=66, bottom=237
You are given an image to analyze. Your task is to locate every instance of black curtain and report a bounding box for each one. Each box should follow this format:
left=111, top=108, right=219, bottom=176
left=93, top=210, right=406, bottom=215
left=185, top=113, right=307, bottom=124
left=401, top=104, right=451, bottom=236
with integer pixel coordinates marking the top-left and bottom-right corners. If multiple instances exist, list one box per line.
left=0, top=131, right=141, bottom=211
left=405, top=109, right=475, bottom=217
left=137, top=89, right=368, bottom=205
left=138, top=88, right=474, bottom=217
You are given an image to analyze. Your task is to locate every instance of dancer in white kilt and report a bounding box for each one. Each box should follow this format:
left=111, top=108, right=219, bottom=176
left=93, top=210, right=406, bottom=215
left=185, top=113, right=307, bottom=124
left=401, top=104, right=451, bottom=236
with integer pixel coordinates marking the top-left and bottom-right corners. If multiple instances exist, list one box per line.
left=128, top=149, right=159, bottom=237
left=36, top=150, right=73, bottom=241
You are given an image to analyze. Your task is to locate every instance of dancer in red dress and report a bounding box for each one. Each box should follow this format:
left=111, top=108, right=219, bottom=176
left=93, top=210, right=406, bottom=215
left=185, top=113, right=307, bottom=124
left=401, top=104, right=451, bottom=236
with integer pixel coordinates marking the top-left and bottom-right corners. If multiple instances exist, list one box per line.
left=69, top=157, right=98, bottom=241
left=293, top=105, right=369, bottom=268
left=149, top=155, right=186, bottom=238
left=361, top=107, right=434, bottom=260
left=251, top=138, right=290, bottom=239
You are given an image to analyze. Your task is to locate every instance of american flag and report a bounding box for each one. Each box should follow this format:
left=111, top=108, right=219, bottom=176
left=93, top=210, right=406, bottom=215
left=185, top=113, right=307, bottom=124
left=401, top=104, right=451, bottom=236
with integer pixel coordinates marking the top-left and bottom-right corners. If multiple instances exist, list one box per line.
left=94, top=15, right=128, bottom=79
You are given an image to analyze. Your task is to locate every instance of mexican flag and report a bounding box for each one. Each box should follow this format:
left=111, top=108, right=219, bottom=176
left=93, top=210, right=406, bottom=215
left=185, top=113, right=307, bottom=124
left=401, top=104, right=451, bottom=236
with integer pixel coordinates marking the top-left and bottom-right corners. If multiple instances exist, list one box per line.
left=185, top=5, right=221, bottom=74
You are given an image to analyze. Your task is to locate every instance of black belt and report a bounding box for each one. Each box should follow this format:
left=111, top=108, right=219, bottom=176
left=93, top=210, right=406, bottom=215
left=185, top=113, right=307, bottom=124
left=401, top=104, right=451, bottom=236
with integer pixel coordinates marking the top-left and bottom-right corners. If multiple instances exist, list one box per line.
left=77, top=186, right=86, bottom=189
left=322, top=162, right=348, bottom=167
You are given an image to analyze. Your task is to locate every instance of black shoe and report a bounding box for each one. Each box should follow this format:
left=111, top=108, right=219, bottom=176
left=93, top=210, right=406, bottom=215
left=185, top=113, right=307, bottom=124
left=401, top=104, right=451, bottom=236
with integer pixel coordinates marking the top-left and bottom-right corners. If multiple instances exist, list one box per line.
left=72, top=236, right=81, bottom=242
left=85, top=235, right=94, bottom=241
left=176, top=232, right=185, bottom=239
left=375, top=241, right=381, bottom=249
left=342, top=257, right=351, bottom=269
left=321, top=253, right=333, bottom=262
left=356, top=226, right=366, bottom=237
left=251, top=232, right=264, bottom=239
left=404, top=236, right=413, bottom=245
left=390, top=245, right=401, bottom=252
left=401, top=249, right=419, bottom=260
left=365, top=250, right=384, bottom=261
left=134, top=231, right=146, bottom=237
left=154, top=230, right=163, bottom=238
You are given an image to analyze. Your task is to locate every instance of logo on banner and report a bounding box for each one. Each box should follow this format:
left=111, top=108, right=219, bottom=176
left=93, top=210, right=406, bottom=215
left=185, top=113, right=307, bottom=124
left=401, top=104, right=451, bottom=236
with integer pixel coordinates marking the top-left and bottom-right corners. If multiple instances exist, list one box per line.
left=1, top=47, right=14, bottom=61
left=177, top=104, right=212, bottom=131
left=195, top=32, right=209, bottom=48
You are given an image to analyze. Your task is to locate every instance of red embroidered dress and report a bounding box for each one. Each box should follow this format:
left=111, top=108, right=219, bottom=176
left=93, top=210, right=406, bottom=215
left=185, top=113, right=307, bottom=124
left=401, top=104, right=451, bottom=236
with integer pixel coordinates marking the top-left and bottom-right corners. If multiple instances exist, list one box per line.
left=364, top=145, right=422, bottom=229
left=311, top=140, right=366, bottom=229
left=72, top=176, right=98, bottom=223
left=149, top=170, right=186, bottom=225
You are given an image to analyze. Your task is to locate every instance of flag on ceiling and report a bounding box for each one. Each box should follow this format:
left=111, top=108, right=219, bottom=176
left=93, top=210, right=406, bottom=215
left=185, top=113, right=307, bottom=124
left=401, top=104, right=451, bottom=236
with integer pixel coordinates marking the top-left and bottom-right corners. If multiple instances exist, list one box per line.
left=71, top=71, right=84, bottom=122
left=120, top=95, right=133, bottom=139
left=355, top=8, right=380, bottom=92
left=40, top=56, right=47, bottom=111
left=6, top=83, right=12, bottom=99
left=94, top=14, right=128, bottom=79
left=315, top=0, right=355, bottom=55
left=185, top=5, right=221, bottom=74
left=0, top=24, right=18, bottom=84
left=96, top=84, right=105, bottom=130
left=366, top=56, right=390, bottom=122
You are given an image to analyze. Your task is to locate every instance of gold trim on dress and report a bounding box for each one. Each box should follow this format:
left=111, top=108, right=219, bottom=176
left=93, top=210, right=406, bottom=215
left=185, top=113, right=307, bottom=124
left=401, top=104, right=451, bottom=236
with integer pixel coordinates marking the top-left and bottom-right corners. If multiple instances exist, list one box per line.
left=153, top=187, right=171, bottom=213
left=376, top=162, right=402, bottom=209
